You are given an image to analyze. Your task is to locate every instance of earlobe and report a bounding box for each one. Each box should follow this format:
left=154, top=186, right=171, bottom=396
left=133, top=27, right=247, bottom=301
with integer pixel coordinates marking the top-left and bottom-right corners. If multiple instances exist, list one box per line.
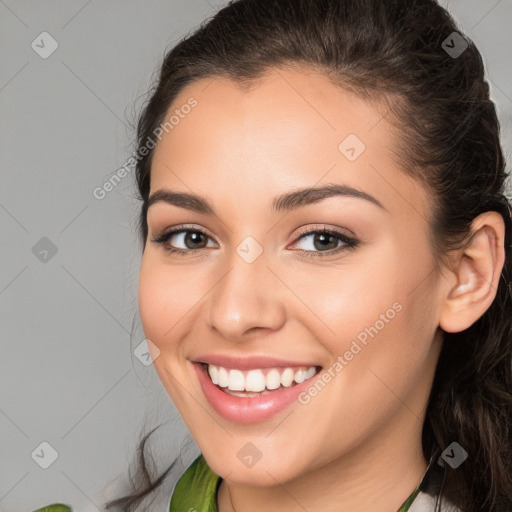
left=438, top=212, right=505, bottom=334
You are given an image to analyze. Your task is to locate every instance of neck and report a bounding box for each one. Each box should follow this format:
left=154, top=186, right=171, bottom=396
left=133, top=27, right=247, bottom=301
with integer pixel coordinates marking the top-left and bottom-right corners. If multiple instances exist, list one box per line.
left=218, top=433, right=428, bottom=512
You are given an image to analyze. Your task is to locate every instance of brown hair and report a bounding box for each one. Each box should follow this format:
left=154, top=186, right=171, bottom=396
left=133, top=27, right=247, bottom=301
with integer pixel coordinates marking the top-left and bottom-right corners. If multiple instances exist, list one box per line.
left=106, top=1, right=512, bottom=510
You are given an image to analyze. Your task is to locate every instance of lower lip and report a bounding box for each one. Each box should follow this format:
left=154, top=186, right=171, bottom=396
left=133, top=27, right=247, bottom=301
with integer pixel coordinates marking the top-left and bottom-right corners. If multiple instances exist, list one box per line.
left=193, top=362, right=321, bottom=424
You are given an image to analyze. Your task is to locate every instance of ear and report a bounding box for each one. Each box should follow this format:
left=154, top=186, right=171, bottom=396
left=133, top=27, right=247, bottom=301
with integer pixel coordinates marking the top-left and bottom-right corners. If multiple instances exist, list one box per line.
left=439, top=211, right=506, bottom=333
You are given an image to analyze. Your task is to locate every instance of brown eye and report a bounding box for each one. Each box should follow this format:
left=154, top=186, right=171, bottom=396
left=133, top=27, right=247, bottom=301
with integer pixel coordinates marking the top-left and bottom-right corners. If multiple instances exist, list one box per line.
left=151, top=226, right=218, bottom=255
left=181, top=231, right=209, bottom=249
left=290, top=228, right=360, bottom=259
left=312, top=232, right=339, bottom=251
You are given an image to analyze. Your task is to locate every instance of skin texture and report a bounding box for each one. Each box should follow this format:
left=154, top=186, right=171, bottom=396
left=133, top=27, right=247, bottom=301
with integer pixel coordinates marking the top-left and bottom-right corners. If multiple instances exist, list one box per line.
left=138, top=66, right=505, bottom=512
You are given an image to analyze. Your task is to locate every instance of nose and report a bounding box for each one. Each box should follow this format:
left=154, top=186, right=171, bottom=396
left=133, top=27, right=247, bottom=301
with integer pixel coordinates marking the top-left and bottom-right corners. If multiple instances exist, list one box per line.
left=206, top=248, right=286, bottom=341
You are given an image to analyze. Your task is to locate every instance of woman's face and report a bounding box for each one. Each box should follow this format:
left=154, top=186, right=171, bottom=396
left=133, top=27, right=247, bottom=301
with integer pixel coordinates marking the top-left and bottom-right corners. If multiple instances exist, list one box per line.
left=139, top=66, right=445, bottom=485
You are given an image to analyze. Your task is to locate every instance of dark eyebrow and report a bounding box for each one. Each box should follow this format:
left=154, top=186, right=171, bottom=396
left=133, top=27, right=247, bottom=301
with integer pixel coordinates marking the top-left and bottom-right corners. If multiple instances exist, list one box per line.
left=271, top=183, right=386, bottom=213
left=146, top=183, right=386, bottom=215
left=146, top=189, right=215, bottom=214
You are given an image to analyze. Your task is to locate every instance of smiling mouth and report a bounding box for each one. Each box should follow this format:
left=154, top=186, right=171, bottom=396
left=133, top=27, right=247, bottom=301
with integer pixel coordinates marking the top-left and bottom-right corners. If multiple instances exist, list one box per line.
left=201, top=362, right=323, bottom=397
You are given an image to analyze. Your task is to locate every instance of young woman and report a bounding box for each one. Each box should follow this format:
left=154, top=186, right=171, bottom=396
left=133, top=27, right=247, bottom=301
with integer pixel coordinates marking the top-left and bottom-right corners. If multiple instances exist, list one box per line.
left=35, top=0, right=512, bottom=511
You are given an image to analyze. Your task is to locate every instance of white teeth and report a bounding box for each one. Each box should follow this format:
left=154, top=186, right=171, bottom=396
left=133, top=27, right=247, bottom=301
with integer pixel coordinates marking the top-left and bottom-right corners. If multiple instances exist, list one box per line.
left=245, top=369, right=266, bottom=392
left=216, top=367, right=228, bottom=387
left=206, top=364, right=318, bottom=392
left=266, top=368, right=281, bottom=390
left=229, top=369, right=245, bottom=391
left=281, top=368, right=294, bottom=387
left=294, top=368, right=307, bottom=383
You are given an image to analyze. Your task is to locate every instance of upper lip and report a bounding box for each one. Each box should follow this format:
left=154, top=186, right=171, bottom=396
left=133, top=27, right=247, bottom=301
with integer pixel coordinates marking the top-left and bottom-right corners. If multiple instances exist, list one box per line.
left=192, top=354, right=322, bottom=370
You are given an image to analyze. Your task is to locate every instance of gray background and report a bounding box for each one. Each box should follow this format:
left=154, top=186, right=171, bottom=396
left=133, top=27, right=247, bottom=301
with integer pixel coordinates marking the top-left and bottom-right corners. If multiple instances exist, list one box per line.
left=1, top=1, right=511, bottom=511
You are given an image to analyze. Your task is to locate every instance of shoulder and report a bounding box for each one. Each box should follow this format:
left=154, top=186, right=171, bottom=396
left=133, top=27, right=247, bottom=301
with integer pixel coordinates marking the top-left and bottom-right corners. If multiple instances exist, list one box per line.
left=169, top=453, right=222, bottom=512
left=31, top=504, right=73, bottom=512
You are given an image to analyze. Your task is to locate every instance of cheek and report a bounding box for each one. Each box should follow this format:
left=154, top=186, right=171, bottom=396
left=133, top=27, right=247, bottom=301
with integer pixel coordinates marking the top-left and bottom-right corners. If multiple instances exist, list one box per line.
left=138, top=256, right=192, bottom=404
left=297, top=235, right=437, bottom=386
left=138, top=255, right=183, bottom=350
left=293, top=245, right=404, bottom=352
left=138, top=252, right=217, bottom=355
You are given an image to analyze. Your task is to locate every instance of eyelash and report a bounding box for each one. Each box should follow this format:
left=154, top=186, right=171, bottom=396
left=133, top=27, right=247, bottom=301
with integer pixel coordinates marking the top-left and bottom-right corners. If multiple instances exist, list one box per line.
left=151, top=224, right=360, bottom=259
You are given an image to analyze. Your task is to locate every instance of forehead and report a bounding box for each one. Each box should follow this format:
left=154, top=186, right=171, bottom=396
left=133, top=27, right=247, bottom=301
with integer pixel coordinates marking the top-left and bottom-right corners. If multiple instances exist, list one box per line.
left=149, top=66, right=431, bottom=220
left=155, top=66, right=389, bottom=160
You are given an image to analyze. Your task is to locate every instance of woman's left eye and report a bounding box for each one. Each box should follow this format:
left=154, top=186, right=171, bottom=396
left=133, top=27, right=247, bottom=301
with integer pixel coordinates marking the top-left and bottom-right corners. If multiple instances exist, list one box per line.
left=151, top=225, right=359, bottom=259
left=290, top=227, right=359, bottom=259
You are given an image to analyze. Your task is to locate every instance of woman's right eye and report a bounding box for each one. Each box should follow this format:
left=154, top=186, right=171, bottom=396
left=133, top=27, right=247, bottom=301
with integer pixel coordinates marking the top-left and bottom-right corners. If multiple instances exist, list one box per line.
left=151, top=226, right=218, bottom=255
